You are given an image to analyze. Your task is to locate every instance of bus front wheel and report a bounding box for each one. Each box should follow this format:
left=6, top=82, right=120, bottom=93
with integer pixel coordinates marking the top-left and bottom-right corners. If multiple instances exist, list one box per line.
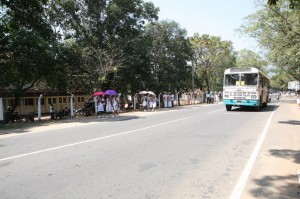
left=226, top=105, right=232, bottom=111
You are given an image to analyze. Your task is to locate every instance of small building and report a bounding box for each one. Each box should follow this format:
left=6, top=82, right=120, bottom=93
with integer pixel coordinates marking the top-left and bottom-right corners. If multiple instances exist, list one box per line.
left=0, top=88, right=89, bottom=115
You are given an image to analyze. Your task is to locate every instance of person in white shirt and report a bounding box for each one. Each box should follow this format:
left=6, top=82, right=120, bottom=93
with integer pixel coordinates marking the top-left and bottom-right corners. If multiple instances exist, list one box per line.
left=112, top=97, right=119, bottom=117
left=167, top=94, right=172, bottom=108
left=142, top=96, right=147, bottom=111
left=163, top=93, right=168, bottom=108
left=206, top=93, right=210, bottom=104
left=106, top=97, right=113, bottom=117
left=149, top=97, right=153, bottom=111
left=152, top=97, right=157, bottom=111
left=97, top=98, right=104, bottom=118
left=50, top=103, right=54, bottom=119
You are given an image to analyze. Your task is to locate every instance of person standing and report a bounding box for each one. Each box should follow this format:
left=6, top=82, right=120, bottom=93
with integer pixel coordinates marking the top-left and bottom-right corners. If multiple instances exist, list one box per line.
left=149, top=97, right=153, bottom=111
left=170, top=94, right=174, bottom=107
left=50, top=103, right=54, bottom=119
left=112, top=97, right=119, bottom=117
left=276, top=92, right=280, bottom=100
left=142, top=95, right=147, bottom=111
left=210, top=92, right=214, bottom=104
left=106, top=97, right=113, bottom=117
left=206, top=92, right=210, bottom=104
left=97, top=99, right=104, bottom=118
left=163, top=93, right=168, bottom=108
left=167, top=94, right=172, bottom=108
left=152, top=97, right=157, bottom=111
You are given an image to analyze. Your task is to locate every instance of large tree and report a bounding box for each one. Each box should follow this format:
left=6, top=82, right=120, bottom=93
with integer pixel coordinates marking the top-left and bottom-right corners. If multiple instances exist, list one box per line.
left=0, top=0, right=58, bottom=113
left=48, top=0, right=159, bottom=94
left=144, top=20, right=192, bottom=93
left=267, top=0, right=300, bottom=8
left=240, top=1, right=300, bottom=81
left=189, top=34, right=236, bottom=92
left=236, top=49, right=268, bottom=72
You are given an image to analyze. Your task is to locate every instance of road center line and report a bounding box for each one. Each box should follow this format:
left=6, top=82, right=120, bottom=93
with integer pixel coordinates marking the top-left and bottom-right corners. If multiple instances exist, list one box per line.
left=230, top=103, right=279, bottom=199
left=0, top=118, right=188, bottom=162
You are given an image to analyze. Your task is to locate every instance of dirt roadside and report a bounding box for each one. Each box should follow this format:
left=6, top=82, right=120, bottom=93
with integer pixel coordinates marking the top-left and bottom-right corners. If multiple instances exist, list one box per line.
left=241, top=99, right=300, bottom=199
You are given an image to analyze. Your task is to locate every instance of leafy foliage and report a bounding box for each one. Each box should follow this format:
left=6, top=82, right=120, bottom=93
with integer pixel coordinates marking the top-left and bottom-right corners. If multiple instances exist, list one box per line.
left=47, top=0, right=159, bottom=94
left=236, top=49, right=268, bottom=72
left=240, top=1, right=300, bottom=81
left=189, top=34, right=236, bottom=92
left=267, top=0, right=300, bottom=8
left=0, top=0, right=57, bottom=111
left=145, top=20, right=192, bottom=93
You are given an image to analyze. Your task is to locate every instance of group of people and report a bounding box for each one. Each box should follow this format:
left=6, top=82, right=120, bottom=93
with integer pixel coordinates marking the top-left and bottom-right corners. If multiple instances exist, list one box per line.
left=162, top=94, right=175, bottom=108
left=141, top=96, right=158, bottom=112
left=206, top=92, right=222, bottom=104
left=97, top=96, right=120, bottom=118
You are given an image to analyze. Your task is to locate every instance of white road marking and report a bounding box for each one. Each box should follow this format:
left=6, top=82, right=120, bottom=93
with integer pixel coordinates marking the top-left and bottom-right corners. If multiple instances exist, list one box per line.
left=0, top=118, right=188, bottom=162
left=230, top=104, right=279, bottom=199
left=206, top=109, right=225, bottom=114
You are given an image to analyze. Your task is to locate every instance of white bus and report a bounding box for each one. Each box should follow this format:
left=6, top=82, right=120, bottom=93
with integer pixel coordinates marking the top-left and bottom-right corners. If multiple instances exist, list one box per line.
left=223, top=67, right=270, bottom=111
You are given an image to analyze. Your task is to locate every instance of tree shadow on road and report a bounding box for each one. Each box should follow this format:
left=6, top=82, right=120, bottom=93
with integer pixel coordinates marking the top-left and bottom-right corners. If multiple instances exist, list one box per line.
left=269, top=149, right=300, bottom=164
left=248, top=149, right=300, bottom=198
left=0, top=115, right=142, bottom=135
left=278, top=120, right=300, bottom=125
left=249, top=175, right=299, bottom=199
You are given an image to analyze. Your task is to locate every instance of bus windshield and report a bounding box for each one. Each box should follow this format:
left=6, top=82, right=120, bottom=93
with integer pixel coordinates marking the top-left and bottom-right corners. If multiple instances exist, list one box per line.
left=224, top=73, right=258, bottom=86
left=224, top=74, right=239, bottom=86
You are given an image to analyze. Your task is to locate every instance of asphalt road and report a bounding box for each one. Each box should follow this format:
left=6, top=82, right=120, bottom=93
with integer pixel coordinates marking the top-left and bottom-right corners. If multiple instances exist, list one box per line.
left=0, top=99, right=280, bottom=199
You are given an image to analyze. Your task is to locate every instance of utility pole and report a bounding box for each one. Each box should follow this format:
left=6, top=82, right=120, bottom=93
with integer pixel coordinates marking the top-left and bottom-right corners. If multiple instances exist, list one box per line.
left=192, top=60, right=195, bottom=104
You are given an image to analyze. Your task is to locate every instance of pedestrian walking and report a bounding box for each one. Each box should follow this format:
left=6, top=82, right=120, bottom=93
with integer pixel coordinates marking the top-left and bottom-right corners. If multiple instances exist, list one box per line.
left=218, top=92, right=222, bottom=102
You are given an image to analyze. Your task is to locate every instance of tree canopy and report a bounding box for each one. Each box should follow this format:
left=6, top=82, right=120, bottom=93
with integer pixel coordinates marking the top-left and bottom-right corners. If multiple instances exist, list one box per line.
left=0, top=0, right=160, bottom=111
left=236, top=49, right=268, bottom=72
left=240, top=1, right=300, bottom=81
left=145, top=20, right=192, bottom=93
left=4, top=0, right=298, bottom=114
left=267, top=0, right=300, bottom=8
left=189, top=33, right=236, bottom=92
left=0, top=0, right=58, bottom=110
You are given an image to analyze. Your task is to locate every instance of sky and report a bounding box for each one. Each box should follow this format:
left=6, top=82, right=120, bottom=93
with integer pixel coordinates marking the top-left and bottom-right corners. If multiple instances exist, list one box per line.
left=146, top=0, right=260, bottom=52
